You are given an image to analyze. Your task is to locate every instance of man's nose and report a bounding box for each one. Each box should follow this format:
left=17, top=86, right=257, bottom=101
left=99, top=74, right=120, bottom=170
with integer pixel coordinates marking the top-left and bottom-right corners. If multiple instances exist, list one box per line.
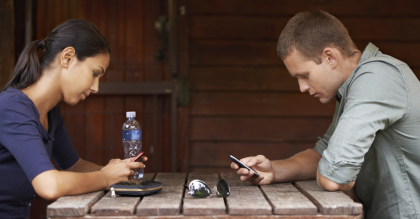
left=298, top=79, right=310, bottom=93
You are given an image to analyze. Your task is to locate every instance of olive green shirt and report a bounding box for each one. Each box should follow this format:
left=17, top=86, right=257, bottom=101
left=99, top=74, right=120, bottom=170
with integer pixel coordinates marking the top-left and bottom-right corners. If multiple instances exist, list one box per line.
left=314, top=43, right=420, bottom=219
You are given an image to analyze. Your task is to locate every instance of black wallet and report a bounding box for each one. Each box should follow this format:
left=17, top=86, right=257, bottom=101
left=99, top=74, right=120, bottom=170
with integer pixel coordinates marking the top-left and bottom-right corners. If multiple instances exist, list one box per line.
left=109, top=180, right=163, bottom=198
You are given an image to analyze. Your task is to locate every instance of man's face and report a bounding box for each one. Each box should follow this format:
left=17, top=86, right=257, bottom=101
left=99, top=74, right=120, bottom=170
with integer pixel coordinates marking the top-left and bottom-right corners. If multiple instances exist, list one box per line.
left=283, top=49, right=343, bottom=104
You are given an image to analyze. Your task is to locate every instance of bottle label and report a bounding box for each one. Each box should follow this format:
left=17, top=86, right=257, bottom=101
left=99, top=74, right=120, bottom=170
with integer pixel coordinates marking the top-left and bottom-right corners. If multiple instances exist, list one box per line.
left=122, top=130, right=142, bottom=141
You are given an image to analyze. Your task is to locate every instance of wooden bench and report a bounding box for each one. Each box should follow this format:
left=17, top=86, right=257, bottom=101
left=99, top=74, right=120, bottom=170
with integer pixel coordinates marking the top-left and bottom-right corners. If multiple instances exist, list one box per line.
left=47, top=172, right=363, bottom=218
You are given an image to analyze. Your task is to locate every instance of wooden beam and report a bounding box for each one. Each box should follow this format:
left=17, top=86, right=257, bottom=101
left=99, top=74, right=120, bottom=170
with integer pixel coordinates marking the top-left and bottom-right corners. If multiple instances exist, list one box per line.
left=0, top=0, right=14, bottom=90
left=96, top=81, right=178, bottom=95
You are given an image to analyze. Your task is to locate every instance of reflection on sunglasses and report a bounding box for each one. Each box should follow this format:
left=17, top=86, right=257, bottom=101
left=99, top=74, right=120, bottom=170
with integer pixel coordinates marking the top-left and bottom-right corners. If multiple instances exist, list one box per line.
left=185, top=179, right=230, bottom=198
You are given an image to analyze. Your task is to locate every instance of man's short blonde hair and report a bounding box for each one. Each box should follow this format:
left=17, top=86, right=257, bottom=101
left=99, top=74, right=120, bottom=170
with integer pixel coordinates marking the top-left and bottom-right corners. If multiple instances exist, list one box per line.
left=277, top=10, right=357, bottom=64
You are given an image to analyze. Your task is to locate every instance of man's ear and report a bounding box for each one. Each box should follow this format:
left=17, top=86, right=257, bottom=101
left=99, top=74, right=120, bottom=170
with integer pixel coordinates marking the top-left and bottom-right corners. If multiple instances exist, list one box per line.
left=60, top=47, right=76, bottom=68
left=322, top=47, right=338, bottom=69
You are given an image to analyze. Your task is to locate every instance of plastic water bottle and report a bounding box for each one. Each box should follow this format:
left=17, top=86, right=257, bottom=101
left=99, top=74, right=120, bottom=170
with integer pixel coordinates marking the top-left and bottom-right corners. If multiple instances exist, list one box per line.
left=122, top=111, right=143, bottom=179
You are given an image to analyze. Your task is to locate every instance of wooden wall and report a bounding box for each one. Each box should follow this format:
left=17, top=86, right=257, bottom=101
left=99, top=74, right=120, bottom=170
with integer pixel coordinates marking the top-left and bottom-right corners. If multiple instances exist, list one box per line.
left=0, top=0, right=15, bottom=90
left=30, top=0, right=171, bottom=218
left=33, top=0, right=172, bottom=171
left=185, top=0, right=420, bottom=172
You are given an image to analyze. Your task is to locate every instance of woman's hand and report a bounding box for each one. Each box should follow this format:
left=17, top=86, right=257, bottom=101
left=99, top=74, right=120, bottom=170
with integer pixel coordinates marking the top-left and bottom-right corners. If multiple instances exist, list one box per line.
left=100, top=156, right=148, bottom=188
left=230, top=155, right=274, bottom=185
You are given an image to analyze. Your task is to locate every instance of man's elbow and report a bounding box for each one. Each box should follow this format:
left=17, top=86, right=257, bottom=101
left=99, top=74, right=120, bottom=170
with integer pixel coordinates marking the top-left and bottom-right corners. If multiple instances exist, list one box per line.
left=317, top=177, right=341, bottom=191
left=316, top=170, right=352, bottom=191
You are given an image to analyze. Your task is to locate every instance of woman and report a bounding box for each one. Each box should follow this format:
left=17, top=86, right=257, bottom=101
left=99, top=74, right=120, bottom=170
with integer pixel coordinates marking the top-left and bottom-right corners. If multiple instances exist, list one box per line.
left=0, top=20, right=147, bottom=219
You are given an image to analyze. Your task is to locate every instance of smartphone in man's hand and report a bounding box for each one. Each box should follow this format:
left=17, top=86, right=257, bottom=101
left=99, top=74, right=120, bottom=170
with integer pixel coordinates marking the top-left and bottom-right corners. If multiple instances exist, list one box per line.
left=229, top=154, right=259, bottom=177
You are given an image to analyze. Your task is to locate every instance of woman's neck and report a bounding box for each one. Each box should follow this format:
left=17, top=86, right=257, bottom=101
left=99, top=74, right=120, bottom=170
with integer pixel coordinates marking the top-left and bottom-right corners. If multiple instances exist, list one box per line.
left=21, top=71, right=62, bottom=117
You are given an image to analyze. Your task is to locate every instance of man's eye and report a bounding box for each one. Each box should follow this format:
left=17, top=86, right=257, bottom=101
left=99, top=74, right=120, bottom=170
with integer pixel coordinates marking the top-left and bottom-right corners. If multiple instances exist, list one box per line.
left=93, top=71, right=98, bottom=77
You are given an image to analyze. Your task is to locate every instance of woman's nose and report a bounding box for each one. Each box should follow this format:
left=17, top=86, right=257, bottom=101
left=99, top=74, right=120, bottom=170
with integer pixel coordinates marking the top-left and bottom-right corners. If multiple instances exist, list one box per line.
left=90, top=78, right=99, bottom=93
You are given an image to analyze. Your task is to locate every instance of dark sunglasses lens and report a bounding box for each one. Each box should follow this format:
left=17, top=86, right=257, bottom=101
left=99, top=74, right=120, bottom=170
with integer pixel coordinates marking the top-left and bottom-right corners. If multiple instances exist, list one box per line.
left=216, top=179, right=230, bottom=197
left=188, top=180, right=211, bottom=198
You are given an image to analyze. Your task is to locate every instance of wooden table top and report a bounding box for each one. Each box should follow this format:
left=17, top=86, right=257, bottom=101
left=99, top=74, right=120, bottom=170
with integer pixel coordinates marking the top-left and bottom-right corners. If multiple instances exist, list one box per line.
left=47, top=172, right=363, bottom=219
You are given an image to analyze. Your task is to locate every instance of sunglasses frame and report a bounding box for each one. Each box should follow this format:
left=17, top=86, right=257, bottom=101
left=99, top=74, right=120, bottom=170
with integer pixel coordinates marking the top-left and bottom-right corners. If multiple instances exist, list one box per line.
left=185, top=178, right=230, bottom=198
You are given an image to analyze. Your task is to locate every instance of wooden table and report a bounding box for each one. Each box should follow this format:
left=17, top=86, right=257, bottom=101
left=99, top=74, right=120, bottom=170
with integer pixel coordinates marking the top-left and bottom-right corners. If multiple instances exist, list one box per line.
left=47, top=172, right=363, bottom=219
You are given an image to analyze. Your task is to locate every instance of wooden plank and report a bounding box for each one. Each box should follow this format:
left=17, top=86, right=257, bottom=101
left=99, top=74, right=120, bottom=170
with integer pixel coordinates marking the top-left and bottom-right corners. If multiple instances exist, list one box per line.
left=177, top=0, right=191, bottom=173
left=191, top=66, right=420, bottom=91
left=190, top=41, right=420, bottom=67
left=49, top=214, right=362, bottom=219
left=190, top=40, right=278, bottom=66
left=191, top=66, right=299, bottom=91
left=90, top=196, right=140, bottom=216
left=190, top=117, right=332, bottom=142
left=188, top=0, right=420, bottom=16
left=294, top=181, right=363, bottom=215
left=90, top=173, right=155, bottom=216
left=96, top=81, right=177, bottom=95
left=191, top=16, right=420, bottom=41
left=260, top=183, right=317, bottom=215
left=191, top=92, right=335, bottom=116
left=183, top=172, right=226, bottom=215
left=47, top=191, right=104, bottom=217
left=136, top=173, right=186, bottom=216
left=221, top=172, right=272, bottom=215
left=189, top=142, right=314, bottom=167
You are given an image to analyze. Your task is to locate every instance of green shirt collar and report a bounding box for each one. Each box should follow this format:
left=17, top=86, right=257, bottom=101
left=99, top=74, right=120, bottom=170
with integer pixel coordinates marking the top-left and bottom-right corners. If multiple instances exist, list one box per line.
left=336, top=42, right=379, bottom=102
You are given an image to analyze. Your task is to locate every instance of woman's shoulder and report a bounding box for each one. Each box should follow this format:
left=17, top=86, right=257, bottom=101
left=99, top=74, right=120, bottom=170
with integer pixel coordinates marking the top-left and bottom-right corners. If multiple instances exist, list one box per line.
left=0, top=87, right=37, bottom=115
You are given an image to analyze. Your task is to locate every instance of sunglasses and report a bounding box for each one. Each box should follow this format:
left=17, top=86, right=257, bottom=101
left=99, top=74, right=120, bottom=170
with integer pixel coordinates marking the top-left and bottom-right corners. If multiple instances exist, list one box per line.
left=184, top=179, right=230, bottom=198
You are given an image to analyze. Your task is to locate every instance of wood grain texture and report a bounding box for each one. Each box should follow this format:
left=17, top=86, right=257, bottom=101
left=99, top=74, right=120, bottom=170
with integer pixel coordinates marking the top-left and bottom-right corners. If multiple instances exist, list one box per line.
left=136, top=173, right=186, bottom=216
left=191, top=92, right=336, bottom=116
left=190, top=41, right=420, bottom=67
left=294, top=181, right=363, bottom=215
left=188, top=0, right=420, bottom=16
left=190, top=117, right=332, bottom=142
left=190, top=66, right=299, bottom=91
left=183, top=172, right=226, bottom=215
left=48, top=214, right=362, bottom=219
left=261, top=183, right=317, bottom=215
left=221, top=172, right=272, bottom=215
left=191, top=66, right=420, bottom=92
left=47, top=191, right=104, bottom=217
left=90, top=196, right=140, bottom=216
left=190, top=16, right=420, bottom=41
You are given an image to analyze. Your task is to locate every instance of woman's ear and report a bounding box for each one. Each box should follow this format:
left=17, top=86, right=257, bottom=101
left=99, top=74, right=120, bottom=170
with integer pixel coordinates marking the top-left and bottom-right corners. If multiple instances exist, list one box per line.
left=322, top=47, right=338, bottom=69
left=60, top=47, right=76, bottom=68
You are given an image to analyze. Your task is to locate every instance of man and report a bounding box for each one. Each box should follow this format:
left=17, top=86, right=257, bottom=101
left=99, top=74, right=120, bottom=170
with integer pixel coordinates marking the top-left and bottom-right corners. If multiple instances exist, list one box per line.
left=231, top=11, right=420, bottom=219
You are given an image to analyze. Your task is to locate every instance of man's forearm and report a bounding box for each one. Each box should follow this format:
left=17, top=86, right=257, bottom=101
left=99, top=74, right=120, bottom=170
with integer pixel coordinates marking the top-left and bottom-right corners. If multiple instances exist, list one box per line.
left=272, top=149, right=321, bottom=183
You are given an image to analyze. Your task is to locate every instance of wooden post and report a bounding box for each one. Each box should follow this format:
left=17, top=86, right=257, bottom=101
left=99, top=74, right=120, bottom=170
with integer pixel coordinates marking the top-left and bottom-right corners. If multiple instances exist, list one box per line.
left=0, top=0, right=15, bottom=90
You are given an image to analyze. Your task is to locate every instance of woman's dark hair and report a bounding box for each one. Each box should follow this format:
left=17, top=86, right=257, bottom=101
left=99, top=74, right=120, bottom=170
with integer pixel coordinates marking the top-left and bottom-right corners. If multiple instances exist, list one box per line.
left=3, top=19, right=110, bottom=91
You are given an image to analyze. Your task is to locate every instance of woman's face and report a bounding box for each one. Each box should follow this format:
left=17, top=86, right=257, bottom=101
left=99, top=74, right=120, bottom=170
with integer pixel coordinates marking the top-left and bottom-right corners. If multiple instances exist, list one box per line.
left=61, top=53, right=110, bottom=105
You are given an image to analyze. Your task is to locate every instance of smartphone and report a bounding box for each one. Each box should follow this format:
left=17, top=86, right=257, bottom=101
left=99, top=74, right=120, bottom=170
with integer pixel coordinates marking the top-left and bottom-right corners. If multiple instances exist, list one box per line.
left=229, top=154, right=259, bottom=177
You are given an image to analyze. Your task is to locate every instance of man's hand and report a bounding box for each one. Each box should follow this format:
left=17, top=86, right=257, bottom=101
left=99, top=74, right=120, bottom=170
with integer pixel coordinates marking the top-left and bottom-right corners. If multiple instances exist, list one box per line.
left=230, top=149, right=322, bottom=185
left=231, top=155, right=274, bottom=185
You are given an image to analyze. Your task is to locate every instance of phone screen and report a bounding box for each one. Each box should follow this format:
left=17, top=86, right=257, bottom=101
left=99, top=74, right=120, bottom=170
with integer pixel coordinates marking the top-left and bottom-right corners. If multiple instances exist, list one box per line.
left=229, top=154, right=259, bottom=177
